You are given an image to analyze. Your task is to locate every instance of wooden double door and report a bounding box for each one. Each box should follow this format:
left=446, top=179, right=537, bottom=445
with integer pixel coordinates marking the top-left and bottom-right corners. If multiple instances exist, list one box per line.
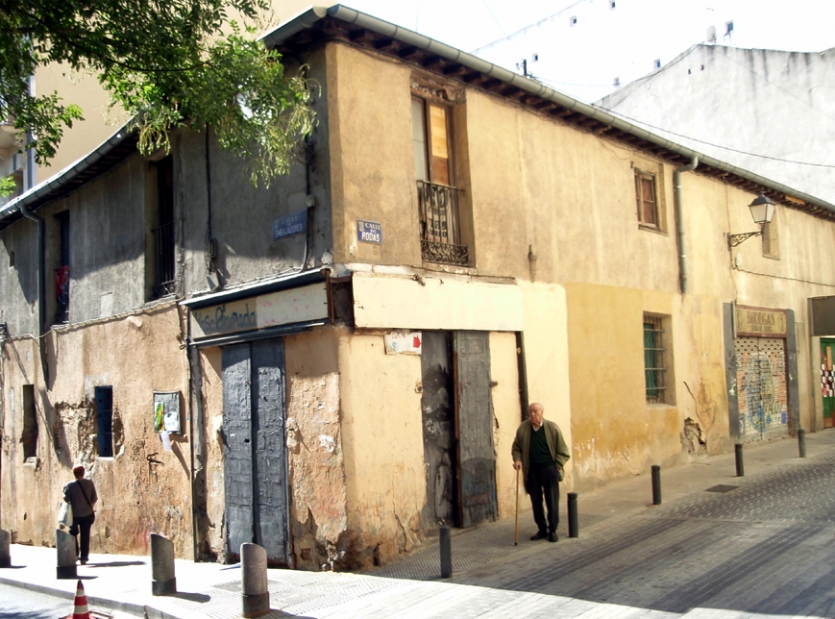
left=420, top=331, right=498, bottom=531
left=221, top=338, right=290, bottom=566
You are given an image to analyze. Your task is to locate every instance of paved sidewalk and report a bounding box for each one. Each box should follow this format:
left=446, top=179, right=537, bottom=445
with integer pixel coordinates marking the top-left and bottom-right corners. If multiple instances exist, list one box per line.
left=1, top=430, right=833, bottom=619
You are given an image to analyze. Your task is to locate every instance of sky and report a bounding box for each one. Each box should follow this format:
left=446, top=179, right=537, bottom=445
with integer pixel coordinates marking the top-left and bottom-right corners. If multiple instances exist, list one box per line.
left=336, top=0, right=835, bottom=102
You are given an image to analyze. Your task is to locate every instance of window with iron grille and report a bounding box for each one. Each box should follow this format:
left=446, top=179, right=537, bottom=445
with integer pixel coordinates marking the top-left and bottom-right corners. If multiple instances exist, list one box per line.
left=152, top=156, right=176, bottom=299
left=412, top=96, right=469, bottom=266
left=635, top=170, right=659, bottom=229
left=644, top=314, right=667, bottom=403
left=54, top=210, right=70, bottom=324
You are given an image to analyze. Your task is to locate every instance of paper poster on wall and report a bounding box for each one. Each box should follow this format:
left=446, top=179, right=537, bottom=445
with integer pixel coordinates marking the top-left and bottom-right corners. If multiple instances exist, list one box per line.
left=153, top=392, right=181, bottom=433
left=384, top=331, right=422, bottom=355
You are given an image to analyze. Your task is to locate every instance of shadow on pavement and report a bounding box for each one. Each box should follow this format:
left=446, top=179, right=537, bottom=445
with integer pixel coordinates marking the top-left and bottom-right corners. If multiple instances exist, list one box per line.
left=87, top=560, right=146, bottom=568
left=170, top=591, right=211, bottom=603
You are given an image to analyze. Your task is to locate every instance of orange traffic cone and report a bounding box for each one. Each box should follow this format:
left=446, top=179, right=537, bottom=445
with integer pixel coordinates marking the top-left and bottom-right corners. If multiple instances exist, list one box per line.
left=66, top=579, right=91, bottom=619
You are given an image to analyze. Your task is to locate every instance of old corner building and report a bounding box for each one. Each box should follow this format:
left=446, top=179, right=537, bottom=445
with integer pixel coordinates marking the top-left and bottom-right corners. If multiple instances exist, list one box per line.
left=2, top=6, right=835, bottom=570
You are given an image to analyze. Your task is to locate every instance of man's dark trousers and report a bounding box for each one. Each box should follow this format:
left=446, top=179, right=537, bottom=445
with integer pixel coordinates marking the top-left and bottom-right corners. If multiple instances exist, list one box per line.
left=529, top=462, right=560, bottom=534
left=71, top=514, right=95, bottom=562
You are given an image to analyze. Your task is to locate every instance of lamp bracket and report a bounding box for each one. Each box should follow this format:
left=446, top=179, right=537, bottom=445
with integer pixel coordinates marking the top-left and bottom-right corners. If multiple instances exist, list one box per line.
left=727, top=229, right=762, bottom=248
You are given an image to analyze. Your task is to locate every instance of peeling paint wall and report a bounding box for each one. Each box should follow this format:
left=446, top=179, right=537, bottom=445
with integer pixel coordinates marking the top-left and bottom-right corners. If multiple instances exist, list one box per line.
left=0, top=304, right=192, bottom=556
left=286, top=372, right=346, bottom=570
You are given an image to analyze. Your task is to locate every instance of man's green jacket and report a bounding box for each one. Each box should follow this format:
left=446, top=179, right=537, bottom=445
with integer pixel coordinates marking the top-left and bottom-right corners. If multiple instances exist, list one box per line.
left=511, top=418, right=570, bottom=492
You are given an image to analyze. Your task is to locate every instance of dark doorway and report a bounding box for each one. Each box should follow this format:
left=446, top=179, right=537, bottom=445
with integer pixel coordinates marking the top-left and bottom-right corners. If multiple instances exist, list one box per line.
left=221, top=338, right=289, bottom=566
left=420, top=331, right=497, bottom=532
left=420, top=332, right=457, bottom=528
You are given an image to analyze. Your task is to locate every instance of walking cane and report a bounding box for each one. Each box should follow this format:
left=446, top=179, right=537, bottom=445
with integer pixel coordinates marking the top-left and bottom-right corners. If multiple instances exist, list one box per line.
left=514, top=466, right=520, bottom=546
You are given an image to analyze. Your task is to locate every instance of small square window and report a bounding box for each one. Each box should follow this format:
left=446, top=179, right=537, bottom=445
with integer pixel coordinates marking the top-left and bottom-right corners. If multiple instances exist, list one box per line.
left=635, top=170, right=659, bottom=228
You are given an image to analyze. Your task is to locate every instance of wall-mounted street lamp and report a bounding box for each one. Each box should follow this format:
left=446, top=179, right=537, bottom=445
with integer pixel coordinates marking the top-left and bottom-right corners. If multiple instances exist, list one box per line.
left=728, top=193, right=776, bottom=248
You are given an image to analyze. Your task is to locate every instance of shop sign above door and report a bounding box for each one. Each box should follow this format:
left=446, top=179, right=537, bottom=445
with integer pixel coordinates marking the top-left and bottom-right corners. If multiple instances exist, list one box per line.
left=190, top=283, right=328, bottom=338
left=736, top=305, right=788, bottom=338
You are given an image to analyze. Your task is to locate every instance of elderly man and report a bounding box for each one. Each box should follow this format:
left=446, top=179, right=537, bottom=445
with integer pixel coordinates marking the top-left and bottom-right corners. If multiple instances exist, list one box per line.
left=512, top=402, right=570, bottom=542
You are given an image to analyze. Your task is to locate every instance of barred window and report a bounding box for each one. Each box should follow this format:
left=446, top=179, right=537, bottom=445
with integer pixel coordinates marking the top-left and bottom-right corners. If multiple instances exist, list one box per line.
left=644, top=315, right=667, bottom=403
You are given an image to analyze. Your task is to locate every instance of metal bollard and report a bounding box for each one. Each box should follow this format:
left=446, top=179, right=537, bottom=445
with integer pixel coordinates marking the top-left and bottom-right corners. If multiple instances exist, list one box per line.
left=651, top=465, right=662, bottom=505
left=440, top=526, right=452, bottom=578
left=151, top=533, right=177, bottom=596
left=0, top=530, right=10, bottom=568
left=567, top=492, right=579, bottom=538
left=798, top=429, right=807, bottom=458
left=241, top=543, right=270, bottom=618
left=735, top=443, right=744, bottom=477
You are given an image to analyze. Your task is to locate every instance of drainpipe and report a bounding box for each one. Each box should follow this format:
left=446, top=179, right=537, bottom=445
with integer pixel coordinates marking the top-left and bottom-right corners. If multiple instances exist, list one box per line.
left=674, top=157, right=699, bottom=295
left=19, top=202, right=48, bottom=383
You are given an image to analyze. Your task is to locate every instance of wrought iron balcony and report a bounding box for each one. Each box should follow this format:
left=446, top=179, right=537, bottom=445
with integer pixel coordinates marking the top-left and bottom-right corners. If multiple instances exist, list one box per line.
left=417, top=180, right=469, bottom=266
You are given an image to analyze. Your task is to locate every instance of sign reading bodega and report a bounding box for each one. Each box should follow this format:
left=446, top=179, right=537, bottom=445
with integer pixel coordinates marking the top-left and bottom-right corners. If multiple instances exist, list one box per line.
left=736, top=305, right=788, bottom=337
left=193, top=301, right=257, bottom=335
left=189, top=283, right=330, bottom=339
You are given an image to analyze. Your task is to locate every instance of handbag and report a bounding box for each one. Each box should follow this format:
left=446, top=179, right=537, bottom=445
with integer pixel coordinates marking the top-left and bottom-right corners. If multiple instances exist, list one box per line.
left=58, top=501, right=73, bottom=529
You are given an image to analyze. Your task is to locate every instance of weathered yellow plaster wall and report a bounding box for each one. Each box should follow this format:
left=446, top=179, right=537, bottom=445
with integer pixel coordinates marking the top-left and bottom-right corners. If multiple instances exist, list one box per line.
left=566, top=283, right=681, bottom=490
left=324, top=39, right=835, bottom=499
left=327, top=44, right=421, bottom=268
left=489, top=331, right=522, bottom=518
left=1, top=303, right=192, bottom=556
left=337, top=331, right=425, bottom=567
left=285, top=328, right=346, bottom=571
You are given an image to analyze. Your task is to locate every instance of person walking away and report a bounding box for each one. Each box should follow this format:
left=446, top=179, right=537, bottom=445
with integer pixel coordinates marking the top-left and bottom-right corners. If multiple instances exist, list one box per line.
left=511, top=402, right=570, bottom=542
left=63, top=465, right=97, bottom=564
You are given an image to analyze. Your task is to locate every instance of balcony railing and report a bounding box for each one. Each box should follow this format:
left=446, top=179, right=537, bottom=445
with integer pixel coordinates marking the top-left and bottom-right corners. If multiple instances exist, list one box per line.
left=417, top=180, right=469, bottom=266
left=152, top=220, right=176, bottom=298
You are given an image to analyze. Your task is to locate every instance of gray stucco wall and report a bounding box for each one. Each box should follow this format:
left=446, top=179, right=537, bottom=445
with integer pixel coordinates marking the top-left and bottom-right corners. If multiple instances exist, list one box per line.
left=0, top=219, right=39, bottom=336
left=57, top=156, right=148, bottom=323
left=181, top=46, right=334, bottom=297
left=598, top=45, right=835, bottom=205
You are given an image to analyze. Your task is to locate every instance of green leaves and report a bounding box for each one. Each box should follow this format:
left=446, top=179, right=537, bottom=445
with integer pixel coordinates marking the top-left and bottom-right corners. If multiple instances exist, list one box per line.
left=0, top=0, right=315, bottom=184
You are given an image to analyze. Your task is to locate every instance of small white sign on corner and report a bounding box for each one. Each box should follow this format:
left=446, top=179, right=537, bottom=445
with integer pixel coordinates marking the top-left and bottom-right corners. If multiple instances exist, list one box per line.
left=384, top=331, right=422, bottom=355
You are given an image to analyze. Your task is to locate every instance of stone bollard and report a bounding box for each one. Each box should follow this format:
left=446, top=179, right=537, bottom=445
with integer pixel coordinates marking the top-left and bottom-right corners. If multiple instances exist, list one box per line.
left=567, top=493, right=579, bottom=538
left=0, top=529, right=10, bottom=568
left=651, top=465, right=662, bottom=505
left=439, top=526, right=452, bottom=578
left=151, top=533, right=177, bottom=596
left=56, top=529, right=77, bottom=579
left=735, top=443, right=745, bottom=477
left=798, top=429, right=807, bottom=458
left=241, top=543, right=270, bottom=618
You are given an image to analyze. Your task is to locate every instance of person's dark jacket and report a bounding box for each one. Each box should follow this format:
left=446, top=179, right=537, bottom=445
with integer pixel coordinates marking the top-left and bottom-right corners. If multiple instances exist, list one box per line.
left=511, top=418, right=570, bottom=493
left=64, top=478, right=97, bottom=518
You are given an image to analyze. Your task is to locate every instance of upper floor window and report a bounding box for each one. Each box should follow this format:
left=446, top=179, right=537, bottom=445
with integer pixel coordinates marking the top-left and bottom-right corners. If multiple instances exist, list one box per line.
left=412, top=98, right=452, bottom=186
left=54, top=210, right=70, bottom=324
left=635, top=170, right=658, bottom=228
left=151, top=156, right=175, bottom=299
left=412, top=95, right=468, bottom=266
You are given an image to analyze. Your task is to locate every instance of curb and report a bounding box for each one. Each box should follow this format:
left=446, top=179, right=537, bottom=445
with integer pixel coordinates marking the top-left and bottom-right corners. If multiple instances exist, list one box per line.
left=0, top=574, right=179, bottom=619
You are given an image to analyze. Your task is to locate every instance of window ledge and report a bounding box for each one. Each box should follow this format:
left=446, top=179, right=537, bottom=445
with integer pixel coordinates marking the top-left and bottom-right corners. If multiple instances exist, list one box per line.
left=646, top=402, right=676, bottom=410
left=638, top=224, right=668, bottom=236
